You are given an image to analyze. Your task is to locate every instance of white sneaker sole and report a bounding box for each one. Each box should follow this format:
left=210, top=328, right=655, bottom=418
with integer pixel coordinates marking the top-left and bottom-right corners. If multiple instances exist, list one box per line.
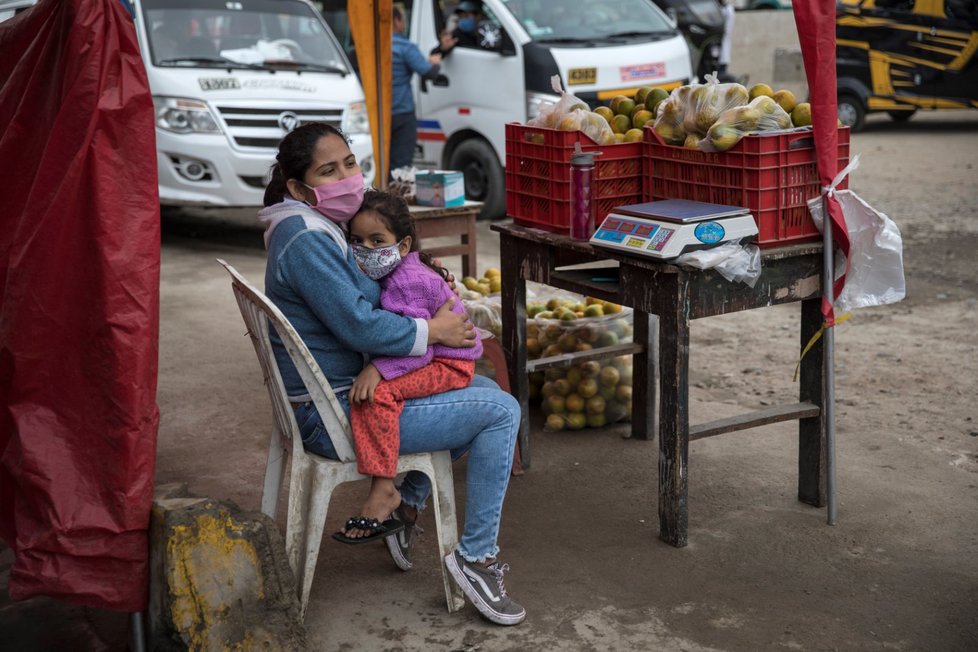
left=445, top=552, right=526, bottom=626
left=384, top=532, right=412, bottom=571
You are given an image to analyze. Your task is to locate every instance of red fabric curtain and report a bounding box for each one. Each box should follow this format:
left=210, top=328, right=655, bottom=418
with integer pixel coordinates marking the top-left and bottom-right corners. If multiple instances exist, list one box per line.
left=793, top=0, right=850, bottom=321
left=0, top=0, right=159, bottom=611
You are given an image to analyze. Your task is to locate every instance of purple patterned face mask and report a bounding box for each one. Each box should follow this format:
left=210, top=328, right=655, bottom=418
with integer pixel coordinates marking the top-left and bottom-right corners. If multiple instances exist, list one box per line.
left=352, top=240, right=404, bottom=280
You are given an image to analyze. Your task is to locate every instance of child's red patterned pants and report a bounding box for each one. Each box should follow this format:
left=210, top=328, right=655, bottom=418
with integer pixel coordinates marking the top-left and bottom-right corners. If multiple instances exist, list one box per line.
left=351, top=358, right=475, bottom=477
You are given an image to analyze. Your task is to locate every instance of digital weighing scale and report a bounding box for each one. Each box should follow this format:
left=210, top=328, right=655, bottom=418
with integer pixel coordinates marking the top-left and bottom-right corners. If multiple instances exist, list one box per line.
left=589, top=199, right=759, bottom=260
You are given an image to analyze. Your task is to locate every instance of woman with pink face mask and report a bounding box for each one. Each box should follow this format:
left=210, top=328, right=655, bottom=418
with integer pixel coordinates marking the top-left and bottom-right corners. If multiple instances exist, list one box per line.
left=258, top=123, right=526, bottom=626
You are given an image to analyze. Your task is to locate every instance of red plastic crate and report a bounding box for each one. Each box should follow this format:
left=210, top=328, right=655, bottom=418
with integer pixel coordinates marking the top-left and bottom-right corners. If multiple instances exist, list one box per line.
left=505, top=123, right=643, bottom=234
left=642, top=126, right=851, bottom=247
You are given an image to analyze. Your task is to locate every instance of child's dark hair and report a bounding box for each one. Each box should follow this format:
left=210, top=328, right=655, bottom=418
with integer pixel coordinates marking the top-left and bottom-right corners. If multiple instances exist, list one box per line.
left=355, top=191, right=449, bottom=280
left=263, top=123, right=351, bottom=206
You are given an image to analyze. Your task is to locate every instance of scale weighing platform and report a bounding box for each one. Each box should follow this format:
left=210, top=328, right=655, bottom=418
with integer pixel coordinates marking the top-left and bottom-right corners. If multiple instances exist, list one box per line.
left=589, top=199, right=758, bottom=260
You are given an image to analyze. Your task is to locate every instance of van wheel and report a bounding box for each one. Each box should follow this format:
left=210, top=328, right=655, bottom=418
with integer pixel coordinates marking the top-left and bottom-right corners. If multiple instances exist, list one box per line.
left=448, top=139, right=505, bottom=220
left=837, top=94, right=865, bottom=132
left=887, top=109, right=916, bottom=122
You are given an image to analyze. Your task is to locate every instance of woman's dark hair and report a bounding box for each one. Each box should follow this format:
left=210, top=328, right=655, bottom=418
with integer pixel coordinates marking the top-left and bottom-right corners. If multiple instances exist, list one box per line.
left=355, top=190, right=449, bottom=280
left=263, top=122, right=351, bottom=207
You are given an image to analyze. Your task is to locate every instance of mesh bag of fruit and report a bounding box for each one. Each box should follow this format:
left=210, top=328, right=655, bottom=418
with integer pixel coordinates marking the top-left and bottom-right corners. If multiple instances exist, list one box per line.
left=701, top=95, right=794, bottom=152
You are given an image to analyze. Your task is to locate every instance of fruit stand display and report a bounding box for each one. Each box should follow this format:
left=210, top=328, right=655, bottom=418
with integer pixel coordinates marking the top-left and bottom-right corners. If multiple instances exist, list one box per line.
left=506, top=76, right=849, bottom=247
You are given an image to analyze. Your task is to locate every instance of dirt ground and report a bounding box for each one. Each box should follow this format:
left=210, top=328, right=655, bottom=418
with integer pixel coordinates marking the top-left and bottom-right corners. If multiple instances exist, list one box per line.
left=3, top=110, right=977, bottom=651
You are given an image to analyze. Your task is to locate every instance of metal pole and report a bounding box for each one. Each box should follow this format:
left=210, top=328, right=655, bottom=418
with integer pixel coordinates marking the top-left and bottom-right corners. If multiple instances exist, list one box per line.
left=822, top=195, right=837, bottom=526
left=373, top=2, right=387, bottom=189
left=130, top=611, right=146, bottom=652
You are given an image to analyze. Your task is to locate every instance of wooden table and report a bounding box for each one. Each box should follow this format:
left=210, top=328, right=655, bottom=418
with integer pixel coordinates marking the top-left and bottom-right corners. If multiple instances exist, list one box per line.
left=492, top=223, right=828, bottom=547
left=409, top=202, right=481, bottom=278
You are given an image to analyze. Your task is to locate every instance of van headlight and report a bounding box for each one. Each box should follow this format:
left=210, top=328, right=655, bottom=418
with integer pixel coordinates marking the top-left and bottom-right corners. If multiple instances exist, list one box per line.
left=342, top=101, right=370, bottom=134
left=526, top=91, right=560, bottom=120
left=153, top=97, right=221, bottom=134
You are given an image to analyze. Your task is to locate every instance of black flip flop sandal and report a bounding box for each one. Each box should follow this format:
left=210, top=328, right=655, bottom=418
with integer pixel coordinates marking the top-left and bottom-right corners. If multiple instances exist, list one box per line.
left=331, top=516, right=405, bottom=545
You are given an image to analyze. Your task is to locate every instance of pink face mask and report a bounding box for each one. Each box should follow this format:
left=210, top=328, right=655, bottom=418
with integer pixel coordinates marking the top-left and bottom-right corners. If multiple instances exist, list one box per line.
left=303, top=172, right=365, bottom=224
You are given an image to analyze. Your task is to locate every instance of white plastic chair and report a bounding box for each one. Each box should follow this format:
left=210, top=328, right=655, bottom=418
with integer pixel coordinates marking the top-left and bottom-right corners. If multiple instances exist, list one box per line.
left=217, top=259, right=465, bottom=618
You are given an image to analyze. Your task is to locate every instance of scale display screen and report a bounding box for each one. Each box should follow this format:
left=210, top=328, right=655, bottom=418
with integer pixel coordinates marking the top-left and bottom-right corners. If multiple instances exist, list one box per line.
left=591, top=217, right=678, bottom=253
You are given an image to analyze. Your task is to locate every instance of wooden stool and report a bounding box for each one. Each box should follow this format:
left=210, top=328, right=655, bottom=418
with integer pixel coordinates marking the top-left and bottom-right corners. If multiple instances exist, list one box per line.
left=479, top=332, right=524, bottom=475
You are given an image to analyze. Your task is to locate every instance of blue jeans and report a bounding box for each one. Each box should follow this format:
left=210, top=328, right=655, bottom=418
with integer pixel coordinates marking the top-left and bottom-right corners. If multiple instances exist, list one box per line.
left=295, top=375, right=519, bottom=562
left=389, top=111, right=417, bottom=174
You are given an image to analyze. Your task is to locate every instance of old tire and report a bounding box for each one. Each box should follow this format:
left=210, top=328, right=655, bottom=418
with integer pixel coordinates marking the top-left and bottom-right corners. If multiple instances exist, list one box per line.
left=448, top=138, right=505, bottom=220
left=837, top=93, right=865, bottom=132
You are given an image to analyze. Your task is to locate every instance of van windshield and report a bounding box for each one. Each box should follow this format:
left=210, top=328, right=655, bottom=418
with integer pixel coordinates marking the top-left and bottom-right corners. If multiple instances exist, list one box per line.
left=501, top=0, right=675, bottom=43
left=143, top=0, right=349, bottom=72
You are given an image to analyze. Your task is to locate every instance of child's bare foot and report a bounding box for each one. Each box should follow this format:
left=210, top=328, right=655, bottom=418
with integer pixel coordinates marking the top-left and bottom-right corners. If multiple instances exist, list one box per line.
left=342, top=477, right=401, bottom=539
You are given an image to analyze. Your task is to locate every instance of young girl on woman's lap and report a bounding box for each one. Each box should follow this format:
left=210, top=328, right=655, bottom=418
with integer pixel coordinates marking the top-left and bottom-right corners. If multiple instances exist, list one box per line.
left=341, top=191, right=482, bottom=541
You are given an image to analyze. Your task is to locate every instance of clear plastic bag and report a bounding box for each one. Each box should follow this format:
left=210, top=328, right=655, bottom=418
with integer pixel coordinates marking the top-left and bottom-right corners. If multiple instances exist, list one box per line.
left=682, top=74, right=751, bottom=136
left=462, top=294, right=502, bottom=339
left=674, top=241, right=762, bottom=287
left=702, top=95, right=794, bottom=152
left=528, top=75, right=615, bottom=144
left=652, top=84, right=692, bottom=144
left=808, top=184, right=906, bottom=313
left=389, top=166, right=417, bottom=203
left=528, top=74, right=589, bottom=128
left=538, top=354, right=633, bottom=431
left=522, top=286, right=634, bottom=431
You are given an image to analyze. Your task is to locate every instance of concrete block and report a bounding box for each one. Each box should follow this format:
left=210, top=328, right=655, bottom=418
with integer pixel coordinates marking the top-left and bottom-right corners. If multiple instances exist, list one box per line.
left=149, top=485, right=306, bottom=651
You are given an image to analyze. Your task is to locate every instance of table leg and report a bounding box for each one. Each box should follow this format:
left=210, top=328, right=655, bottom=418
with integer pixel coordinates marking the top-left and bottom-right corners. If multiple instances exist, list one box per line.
left=798, top=297, right=827, bottom=507
left=631, top=310, right=658, bottom=441
left=462, top=211, right=477, bottom=278
left=657, top=275, right=690, bottom=547
left=500, top=235, right=530, bottom=468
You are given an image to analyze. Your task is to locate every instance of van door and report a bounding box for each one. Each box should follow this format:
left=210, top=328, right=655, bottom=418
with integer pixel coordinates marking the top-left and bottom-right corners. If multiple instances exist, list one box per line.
left=414, top=0, right=523, bottom=218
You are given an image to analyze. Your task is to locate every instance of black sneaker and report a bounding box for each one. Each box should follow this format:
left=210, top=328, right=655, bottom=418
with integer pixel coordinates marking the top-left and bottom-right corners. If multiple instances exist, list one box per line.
left=444, top=549, right=526, bottom=626
left=384, top=505, right=421, bottom=571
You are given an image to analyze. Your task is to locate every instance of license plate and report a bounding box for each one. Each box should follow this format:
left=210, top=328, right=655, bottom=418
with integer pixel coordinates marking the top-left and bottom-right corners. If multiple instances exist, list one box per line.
left=567, top=67, right=597, bottom=86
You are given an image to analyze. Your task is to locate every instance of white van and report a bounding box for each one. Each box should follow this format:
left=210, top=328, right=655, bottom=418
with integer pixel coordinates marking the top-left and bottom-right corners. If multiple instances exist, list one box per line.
left=321, top=0, right=691, bottom=219
left=2, top=0, right=375, bottom=207
left=137, top=0, right=375, bottom=206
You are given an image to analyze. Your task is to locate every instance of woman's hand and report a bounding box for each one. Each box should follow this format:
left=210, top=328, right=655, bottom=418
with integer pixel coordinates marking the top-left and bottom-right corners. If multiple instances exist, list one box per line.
left=350, top=364, right=382, bottom=404
left=428, top=297, right=476, bottom=347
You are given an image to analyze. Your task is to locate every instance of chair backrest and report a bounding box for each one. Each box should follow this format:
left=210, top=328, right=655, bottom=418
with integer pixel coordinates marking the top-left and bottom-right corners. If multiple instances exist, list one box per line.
left=218, top=259, right=358, bottom=462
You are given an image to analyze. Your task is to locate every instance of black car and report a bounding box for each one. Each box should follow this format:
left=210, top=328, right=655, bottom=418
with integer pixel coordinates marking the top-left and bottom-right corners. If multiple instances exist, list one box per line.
left=652, top=0, right=727, bottom=80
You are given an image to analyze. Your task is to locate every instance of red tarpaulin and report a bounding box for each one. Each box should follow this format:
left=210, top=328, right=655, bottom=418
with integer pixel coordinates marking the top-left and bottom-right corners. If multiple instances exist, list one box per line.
left=793, top=0, right=851, bottom=321
left=0, top=0, right=159, bottom=611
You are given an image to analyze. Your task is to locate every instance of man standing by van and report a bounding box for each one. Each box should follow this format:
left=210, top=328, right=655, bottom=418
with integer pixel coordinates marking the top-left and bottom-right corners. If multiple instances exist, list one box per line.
left=391, top=6, right=443, bottom=173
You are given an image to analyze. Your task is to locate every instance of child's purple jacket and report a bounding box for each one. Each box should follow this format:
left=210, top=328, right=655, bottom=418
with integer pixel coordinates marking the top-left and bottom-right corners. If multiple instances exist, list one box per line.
left=371, top=252, right=483, bottom=380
